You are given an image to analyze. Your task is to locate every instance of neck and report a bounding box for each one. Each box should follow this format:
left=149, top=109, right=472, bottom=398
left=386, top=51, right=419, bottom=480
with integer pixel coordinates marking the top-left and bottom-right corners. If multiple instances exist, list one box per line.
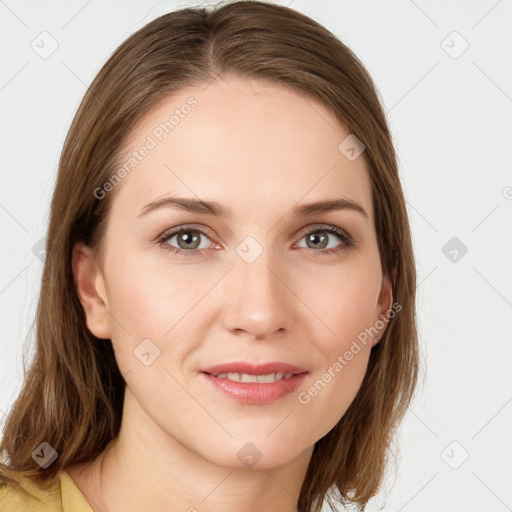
left=69, top=387, right=314, bottom=512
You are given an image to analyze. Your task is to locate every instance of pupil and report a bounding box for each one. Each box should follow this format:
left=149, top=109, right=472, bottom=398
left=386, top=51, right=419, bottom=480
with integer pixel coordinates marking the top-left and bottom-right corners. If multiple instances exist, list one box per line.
left=180, top=231, right=199, bottom=249
left=309, top=232, right=327, bottom=249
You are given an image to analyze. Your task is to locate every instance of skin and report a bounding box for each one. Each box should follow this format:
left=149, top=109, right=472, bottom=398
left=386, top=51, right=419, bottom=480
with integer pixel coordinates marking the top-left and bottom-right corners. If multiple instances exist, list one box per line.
left=67, top=75, right=392, bottom=512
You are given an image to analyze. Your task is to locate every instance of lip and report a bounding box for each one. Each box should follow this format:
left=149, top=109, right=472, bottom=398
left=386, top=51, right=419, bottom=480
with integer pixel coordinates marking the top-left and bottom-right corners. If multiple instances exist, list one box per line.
left=201, top=361, right=307, bottom=376
left=200, top=361, right=309, bottom=404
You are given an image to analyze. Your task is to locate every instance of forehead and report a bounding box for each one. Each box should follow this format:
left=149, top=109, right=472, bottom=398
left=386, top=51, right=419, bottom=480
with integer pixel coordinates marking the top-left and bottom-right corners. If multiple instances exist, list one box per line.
left=110, top=75, right=373, bottom=222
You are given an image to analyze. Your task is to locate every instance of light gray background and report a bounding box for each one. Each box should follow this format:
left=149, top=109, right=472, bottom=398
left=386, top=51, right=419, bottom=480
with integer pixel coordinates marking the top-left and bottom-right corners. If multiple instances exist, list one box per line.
left=1, top=0, right=511, bottom=510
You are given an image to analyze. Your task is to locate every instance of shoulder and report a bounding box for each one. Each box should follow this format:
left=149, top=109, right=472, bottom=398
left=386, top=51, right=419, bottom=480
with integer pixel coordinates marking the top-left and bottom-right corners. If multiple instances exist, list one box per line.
left=0, top=471, right=92, bottom=511
left=0, top=472, right=62, bottom=511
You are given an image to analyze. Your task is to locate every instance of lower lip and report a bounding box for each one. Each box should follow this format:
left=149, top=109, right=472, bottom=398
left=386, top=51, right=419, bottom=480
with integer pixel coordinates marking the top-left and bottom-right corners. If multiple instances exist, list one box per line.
left=200, top=372, right=308, bottom=404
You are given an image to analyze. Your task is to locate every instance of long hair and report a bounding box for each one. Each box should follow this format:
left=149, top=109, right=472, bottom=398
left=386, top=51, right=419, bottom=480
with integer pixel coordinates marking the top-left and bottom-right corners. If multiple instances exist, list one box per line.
left=0, top=2, right=419, bottom=510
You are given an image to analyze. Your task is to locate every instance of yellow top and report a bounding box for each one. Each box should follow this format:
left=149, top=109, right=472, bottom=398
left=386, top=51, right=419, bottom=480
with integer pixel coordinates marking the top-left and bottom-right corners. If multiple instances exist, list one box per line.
left=0, top=471, right=92, bottom=511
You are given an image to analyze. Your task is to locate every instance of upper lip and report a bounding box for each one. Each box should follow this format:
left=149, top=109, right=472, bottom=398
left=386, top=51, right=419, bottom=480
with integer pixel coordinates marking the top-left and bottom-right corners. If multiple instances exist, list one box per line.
left=201, top=362, right=308, bottom=376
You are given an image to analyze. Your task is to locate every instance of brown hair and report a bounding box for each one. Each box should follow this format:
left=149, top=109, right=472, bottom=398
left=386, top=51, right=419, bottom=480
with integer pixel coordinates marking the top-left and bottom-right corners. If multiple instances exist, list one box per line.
left=0, top=1, right=419, bottom=510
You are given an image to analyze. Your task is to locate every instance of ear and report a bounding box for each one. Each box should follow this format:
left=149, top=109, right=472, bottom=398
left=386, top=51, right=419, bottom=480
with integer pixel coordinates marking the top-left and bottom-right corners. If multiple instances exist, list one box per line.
left=371, top=272, right=394, bottom=347
left=72, top=242, right=111, bottom=339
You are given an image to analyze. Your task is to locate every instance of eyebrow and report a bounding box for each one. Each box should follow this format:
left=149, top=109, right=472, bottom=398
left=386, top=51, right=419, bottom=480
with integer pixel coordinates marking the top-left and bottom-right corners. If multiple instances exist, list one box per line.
left=137, top=196, right=368, bottom=221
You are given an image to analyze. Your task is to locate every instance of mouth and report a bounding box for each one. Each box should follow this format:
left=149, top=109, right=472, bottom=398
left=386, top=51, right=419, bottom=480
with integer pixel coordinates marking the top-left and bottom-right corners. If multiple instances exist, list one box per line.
left=201, top=361, right=308, bottom=377
left=199, top=362, right=309, bottom=404
left=204, top=372, right=298, bottom=383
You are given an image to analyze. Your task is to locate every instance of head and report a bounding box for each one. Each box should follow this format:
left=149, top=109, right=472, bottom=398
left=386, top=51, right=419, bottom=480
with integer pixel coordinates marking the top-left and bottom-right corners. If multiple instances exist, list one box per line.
left=0, top=2, right=418, bottom=511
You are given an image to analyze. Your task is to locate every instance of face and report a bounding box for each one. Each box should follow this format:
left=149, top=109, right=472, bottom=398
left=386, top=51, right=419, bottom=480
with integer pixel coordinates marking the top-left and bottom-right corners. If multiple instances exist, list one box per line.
left=75, top=75, right=392, bottom=470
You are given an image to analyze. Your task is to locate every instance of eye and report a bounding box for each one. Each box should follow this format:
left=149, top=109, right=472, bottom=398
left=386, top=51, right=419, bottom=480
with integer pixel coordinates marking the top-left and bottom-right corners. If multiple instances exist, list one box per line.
left=158, top=226, right=216, bottom=256
left=157, top=224, right=354, bottom=257
left=295, top=225, right=354, bottom=255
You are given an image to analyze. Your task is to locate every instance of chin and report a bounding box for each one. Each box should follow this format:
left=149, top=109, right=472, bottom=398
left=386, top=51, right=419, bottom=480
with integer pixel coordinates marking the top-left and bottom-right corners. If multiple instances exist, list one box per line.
left=199, top=434, right=311, bottom=471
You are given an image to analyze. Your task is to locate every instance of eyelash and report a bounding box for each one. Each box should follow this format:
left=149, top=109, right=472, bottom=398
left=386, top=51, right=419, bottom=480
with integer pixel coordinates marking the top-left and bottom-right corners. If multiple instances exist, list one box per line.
left=157, top=224, right=355, bottom=257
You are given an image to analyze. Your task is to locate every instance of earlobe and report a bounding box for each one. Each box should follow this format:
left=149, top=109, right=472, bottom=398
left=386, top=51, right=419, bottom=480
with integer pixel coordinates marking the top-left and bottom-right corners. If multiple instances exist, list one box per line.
left=72, top=242, right=111, bottom=339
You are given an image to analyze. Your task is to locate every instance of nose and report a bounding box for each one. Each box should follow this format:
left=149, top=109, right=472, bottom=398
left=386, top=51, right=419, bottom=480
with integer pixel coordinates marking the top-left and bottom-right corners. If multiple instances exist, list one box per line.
left=221, top=245, right=294, bottom=340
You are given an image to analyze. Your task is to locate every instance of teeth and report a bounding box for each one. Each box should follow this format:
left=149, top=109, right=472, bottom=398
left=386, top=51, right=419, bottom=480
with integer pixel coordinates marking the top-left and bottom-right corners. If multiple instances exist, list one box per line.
left=258, top=372, right=282, bottom=383
left=214, top=372, right=294, bottom=383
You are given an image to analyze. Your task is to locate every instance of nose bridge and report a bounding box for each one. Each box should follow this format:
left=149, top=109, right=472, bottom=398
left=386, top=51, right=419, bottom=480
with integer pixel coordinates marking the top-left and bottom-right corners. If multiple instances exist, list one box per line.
left=224, top=237, right=292, bottom=337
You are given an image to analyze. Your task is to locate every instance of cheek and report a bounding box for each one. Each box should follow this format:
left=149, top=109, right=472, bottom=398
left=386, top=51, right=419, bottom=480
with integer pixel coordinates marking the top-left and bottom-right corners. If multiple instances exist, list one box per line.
left=293, top=259, right=380, bottom=432
left=296, top=346, right=371, bottom=442
left=106, top=246, right=194, bottom=328
left=296, top=273, right=378, bottom=437
left=301, top=253, right=383, bottom=342
left=104, top=254, right=212, bottom=373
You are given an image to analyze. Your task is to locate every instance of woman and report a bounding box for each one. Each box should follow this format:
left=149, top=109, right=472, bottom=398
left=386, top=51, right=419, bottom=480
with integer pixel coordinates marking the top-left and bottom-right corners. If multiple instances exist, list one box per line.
left=0, top=1, right=419, bottom=511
